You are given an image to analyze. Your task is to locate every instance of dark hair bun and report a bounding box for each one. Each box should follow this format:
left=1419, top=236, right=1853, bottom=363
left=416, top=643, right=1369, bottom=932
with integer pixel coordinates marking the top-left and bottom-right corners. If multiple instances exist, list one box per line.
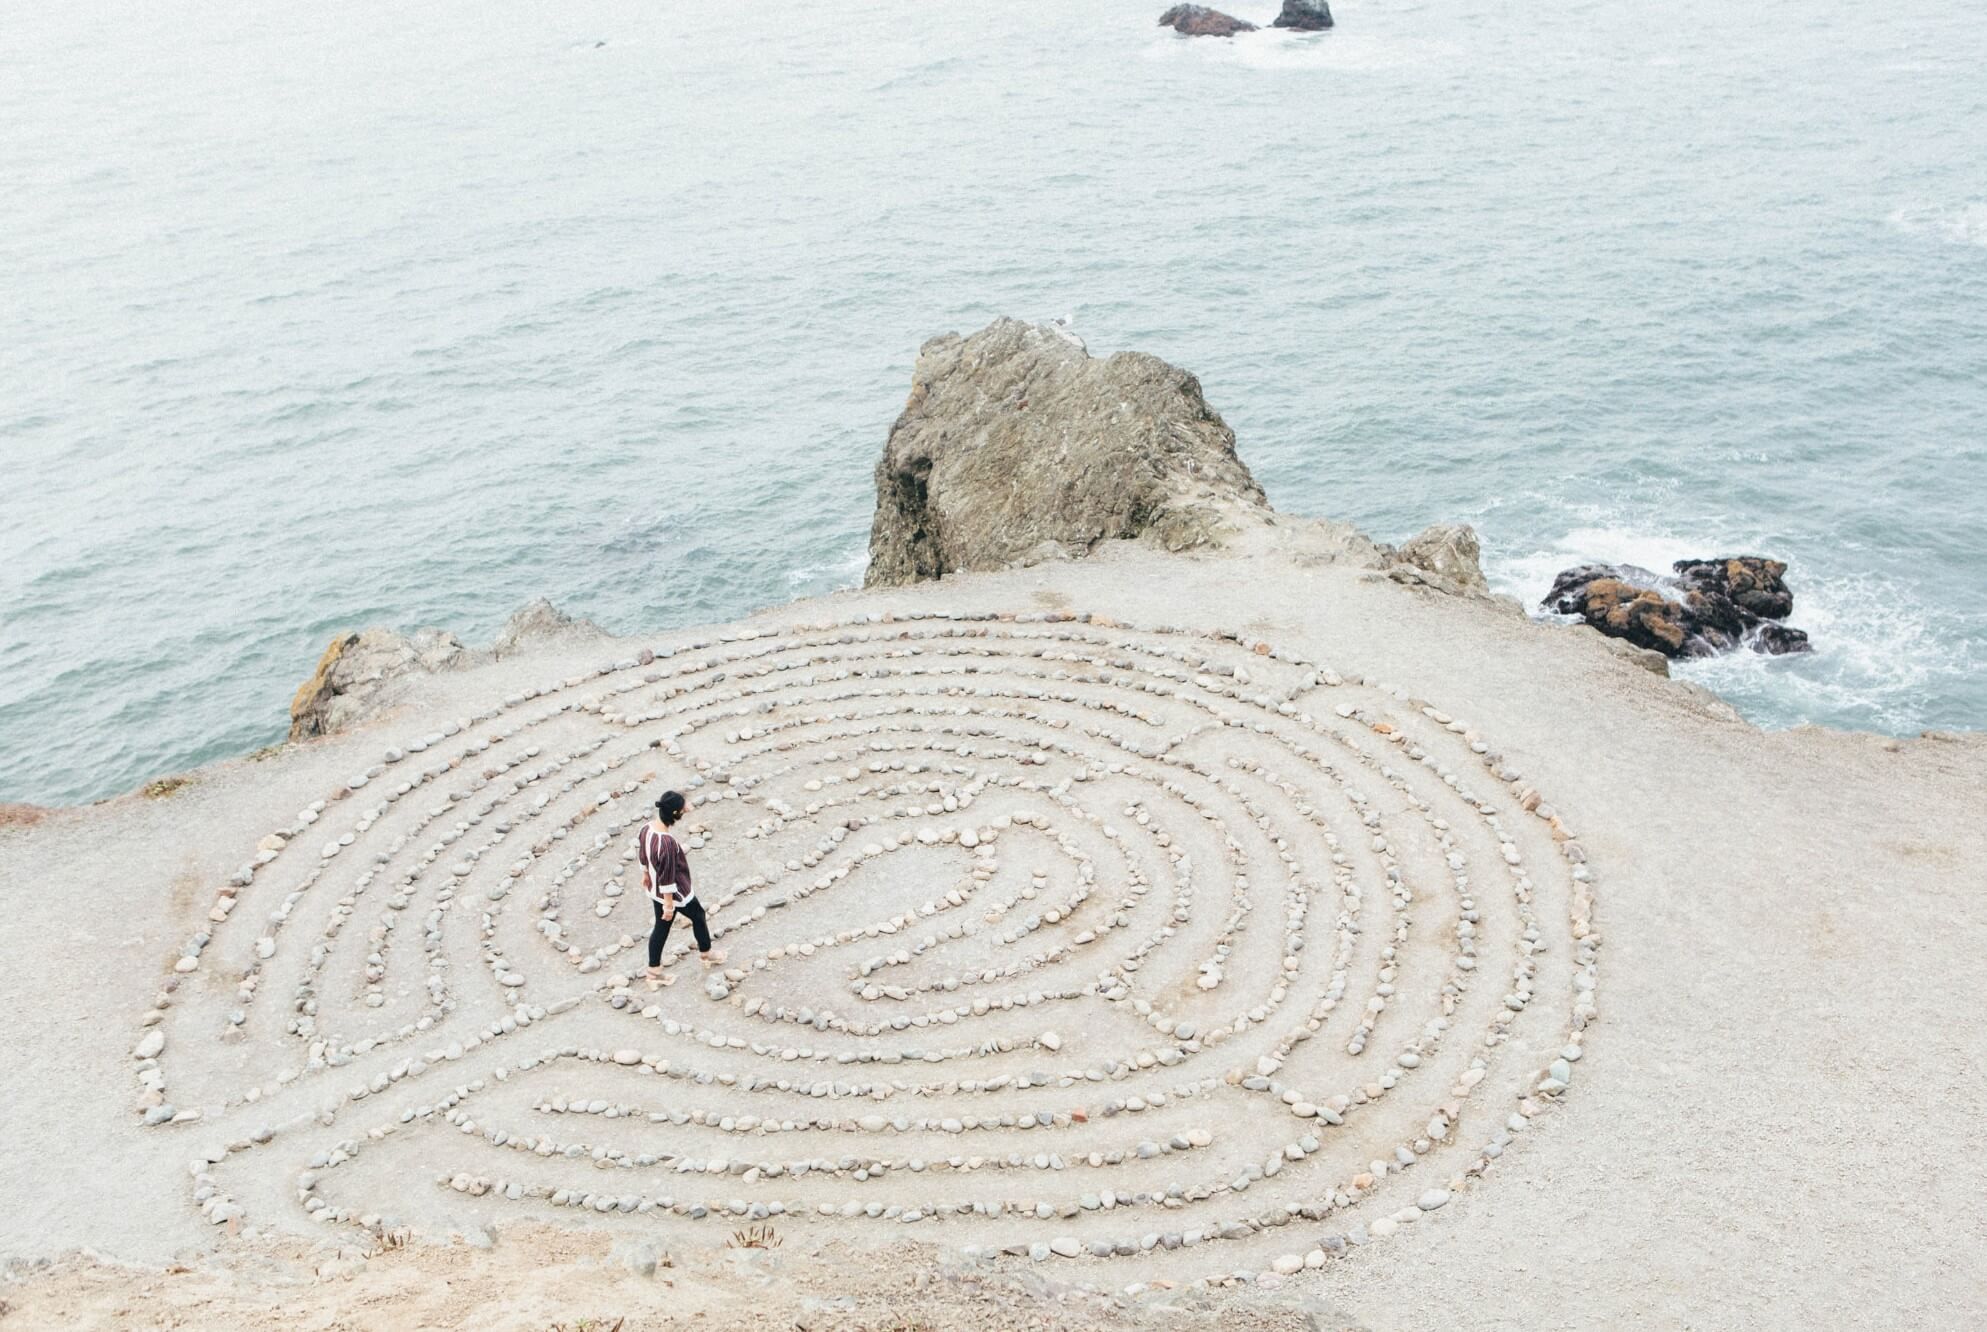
left=656, top=790, right=687, bottom=825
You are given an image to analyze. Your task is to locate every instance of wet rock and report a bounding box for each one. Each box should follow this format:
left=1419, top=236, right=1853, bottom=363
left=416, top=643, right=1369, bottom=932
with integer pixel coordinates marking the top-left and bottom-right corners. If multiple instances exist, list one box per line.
left=1271, top=0, right=1335, bottom=31
left=1158, top=5, right=1258, bottom=36
left=1544, top=557, right=1811, bottom=658
left=1674, top=556, right=1795, bottom=621
left=865, top=318, right=1271, bottom=586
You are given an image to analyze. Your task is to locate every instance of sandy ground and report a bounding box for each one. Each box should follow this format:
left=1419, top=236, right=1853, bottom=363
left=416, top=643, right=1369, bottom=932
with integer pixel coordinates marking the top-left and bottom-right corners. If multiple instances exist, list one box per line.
left=3, top=523, right=1984, bottom=1330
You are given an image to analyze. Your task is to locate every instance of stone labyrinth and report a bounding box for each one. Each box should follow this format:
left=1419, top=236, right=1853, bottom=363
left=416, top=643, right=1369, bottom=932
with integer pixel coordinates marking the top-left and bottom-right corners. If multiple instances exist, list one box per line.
left=134, top=610, right=1600, bottom=1287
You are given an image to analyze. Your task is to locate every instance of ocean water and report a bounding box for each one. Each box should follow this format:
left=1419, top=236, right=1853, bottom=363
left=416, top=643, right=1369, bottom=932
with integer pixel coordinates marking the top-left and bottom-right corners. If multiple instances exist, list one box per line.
left=3, top=0, right=1984, bottom=807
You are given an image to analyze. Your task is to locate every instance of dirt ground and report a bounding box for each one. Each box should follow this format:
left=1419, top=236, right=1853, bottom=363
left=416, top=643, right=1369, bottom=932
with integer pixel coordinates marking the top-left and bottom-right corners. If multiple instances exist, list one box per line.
left=4, top=528, right=1985, bottom=1330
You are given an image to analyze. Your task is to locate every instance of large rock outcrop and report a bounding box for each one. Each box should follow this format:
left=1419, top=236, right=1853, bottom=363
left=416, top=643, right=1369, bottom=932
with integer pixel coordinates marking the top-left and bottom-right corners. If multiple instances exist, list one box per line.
left=864, top=319, right=1274, bottom=587
left=1545, top=557, right=1811, bottom=658
left=1272, top=0, right=1335, bottom=30
left=1158, top=5, right=1257, bottom=37
left=288, top=599, right=604, bottom=741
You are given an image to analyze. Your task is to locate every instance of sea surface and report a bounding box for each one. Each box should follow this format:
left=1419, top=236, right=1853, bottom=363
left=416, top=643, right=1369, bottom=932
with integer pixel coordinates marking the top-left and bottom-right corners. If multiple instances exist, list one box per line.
left=3, top=0, right=1984, bottom=806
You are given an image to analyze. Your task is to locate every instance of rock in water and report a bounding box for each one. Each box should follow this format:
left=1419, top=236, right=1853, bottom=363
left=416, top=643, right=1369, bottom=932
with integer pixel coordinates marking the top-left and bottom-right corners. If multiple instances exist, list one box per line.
left=1674, top=557, right=1795, bottom=620
left=1271, top=0, right=1335, bottom=31
left=289, top=627, right=467, bottom=741
left=1158, top=5, right=1258, bottom=37
left=1544, top=557, right=1811, bottom=658
left=864, top=318, right=1272, bottom=587
left=491, top=598, right=605, bottom=660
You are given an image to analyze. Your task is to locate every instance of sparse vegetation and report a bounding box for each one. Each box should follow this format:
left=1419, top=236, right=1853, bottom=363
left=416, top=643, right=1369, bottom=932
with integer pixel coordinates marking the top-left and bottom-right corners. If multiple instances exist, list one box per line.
left=549, top=1319, right=623, bottom=1332
left=142, top=774, right=192, bottom=799
left=727, top=1223, right=781, bottom=1250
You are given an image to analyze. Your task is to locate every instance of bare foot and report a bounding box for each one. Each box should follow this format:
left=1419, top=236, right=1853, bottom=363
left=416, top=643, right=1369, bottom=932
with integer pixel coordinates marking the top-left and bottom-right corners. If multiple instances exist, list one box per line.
left=701, top=949, right=727, bottom=966
left=645, top=968, right=674, bottom=990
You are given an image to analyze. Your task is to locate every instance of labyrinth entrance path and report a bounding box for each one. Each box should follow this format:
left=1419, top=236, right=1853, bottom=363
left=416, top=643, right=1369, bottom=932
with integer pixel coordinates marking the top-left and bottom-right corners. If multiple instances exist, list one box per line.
left=137, top=609, right=1600, bottom=1288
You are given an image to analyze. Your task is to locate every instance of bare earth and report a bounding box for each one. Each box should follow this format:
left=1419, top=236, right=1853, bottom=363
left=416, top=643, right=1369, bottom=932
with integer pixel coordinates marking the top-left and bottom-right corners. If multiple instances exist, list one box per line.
left=3, top=525, right=1984, bottom=1331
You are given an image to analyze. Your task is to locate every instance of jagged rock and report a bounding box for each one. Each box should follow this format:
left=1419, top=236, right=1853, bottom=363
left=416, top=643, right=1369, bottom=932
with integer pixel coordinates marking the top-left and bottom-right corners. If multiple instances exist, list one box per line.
left=491, top=598, right=604, bottom=660
left=1545, top=557, right=1811, bottom=658
left=1271, top=0, right=1335, bottom=31
left=1391, top=523, right=1489, bottom=595
left=289, top=628, right=467, bottom=741
left=289, top=599, right=604, bottom=740
left=1158, top=5, right=1257, bottom=37
left=1674, top=557, right=1795, bottom=621
left=864, top=318, right=1272, bottom=587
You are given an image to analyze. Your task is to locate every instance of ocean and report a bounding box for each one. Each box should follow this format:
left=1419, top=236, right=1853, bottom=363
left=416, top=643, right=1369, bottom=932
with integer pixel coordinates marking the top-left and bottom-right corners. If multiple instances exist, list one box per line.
left=2, top=0, right=1983, bottom=806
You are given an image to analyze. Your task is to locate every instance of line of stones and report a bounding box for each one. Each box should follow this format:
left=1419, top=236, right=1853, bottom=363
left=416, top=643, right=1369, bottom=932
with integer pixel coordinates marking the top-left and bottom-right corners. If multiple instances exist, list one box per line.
left=154, top=612, right=1589, bottom=1280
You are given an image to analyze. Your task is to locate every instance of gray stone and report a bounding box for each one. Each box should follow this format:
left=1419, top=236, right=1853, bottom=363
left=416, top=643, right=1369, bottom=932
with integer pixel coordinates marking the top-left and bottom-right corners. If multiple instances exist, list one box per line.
left=1391, top=523, right=1489, bottom=595
left=288, top=626, right=468, bottom=740
left=864, top=318, right=1271, bottom=588
left=491, top=599, right=606, bottom=660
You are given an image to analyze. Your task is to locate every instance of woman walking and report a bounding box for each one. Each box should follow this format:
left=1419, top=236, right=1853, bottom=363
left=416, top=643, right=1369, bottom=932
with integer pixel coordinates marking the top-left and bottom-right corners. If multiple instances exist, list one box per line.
left=636, top=789, right=723, bottom=988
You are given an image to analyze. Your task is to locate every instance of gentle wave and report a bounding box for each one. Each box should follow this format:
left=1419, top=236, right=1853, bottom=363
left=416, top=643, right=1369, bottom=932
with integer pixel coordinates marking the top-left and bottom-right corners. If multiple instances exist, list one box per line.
left=1887, top=202, right=1987, bottom=250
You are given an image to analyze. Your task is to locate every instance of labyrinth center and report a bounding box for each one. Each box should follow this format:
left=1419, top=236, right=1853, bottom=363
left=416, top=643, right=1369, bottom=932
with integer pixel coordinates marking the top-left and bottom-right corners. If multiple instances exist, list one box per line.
left=140, top=611, right=1601, bottom=1282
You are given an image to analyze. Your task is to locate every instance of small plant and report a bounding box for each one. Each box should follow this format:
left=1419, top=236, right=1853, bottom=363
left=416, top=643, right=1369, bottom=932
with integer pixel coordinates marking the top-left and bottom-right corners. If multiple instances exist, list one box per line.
left=143, top=774, right=192, bottom=799
left=549, top=1319, right=623, bottom=1332
left=727, top=1223, right=782, bottom=1249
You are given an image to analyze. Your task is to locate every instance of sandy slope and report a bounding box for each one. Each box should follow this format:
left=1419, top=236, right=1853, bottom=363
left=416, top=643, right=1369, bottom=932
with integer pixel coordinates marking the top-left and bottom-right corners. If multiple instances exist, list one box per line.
left=3, top=526, right=1983, bottom=1331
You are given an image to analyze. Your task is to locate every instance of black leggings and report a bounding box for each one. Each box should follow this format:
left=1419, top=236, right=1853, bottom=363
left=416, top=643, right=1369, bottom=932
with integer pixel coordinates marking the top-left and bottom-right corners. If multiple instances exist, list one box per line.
left=649, top=896, right=711, bottom=966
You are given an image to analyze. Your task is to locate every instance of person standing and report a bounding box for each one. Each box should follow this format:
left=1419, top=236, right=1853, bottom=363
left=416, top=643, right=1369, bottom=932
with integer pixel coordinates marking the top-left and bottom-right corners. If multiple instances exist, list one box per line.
left=636, top=790, right=723, bottom=988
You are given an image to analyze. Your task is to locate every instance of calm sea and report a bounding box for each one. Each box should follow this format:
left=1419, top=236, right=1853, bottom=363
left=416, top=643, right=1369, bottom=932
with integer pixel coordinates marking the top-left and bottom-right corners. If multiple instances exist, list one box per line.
left=3, top=0, right=1984, bottom=806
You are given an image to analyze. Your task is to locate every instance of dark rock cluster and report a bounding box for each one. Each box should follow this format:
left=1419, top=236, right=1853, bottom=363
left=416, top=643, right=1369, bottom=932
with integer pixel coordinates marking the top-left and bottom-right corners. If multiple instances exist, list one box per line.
left=1545, top=557, right=1812, bottom=659
left=1159, top=2, right=1333, bottom=36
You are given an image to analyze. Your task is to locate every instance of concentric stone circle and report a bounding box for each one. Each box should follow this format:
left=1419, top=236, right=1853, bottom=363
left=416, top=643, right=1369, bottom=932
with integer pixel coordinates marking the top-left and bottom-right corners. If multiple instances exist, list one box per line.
left=133, top=609, right=1600, bottom=1287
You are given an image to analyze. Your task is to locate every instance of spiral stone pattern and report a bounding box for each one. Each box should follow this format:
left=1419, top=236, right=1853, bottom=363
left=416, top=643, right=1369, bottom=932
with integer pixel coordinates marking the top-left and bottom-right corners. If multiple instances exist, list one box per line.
left=134, top=610, right=1599, bottom=1286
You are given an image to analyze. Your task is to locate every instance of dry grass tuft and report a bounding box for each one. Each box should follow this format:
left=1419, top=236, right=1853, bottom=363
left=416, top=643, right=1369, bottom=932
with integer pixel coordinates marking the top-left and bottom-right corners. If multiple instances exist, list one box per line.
left=727, top=1223, right=782, bottom=1250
